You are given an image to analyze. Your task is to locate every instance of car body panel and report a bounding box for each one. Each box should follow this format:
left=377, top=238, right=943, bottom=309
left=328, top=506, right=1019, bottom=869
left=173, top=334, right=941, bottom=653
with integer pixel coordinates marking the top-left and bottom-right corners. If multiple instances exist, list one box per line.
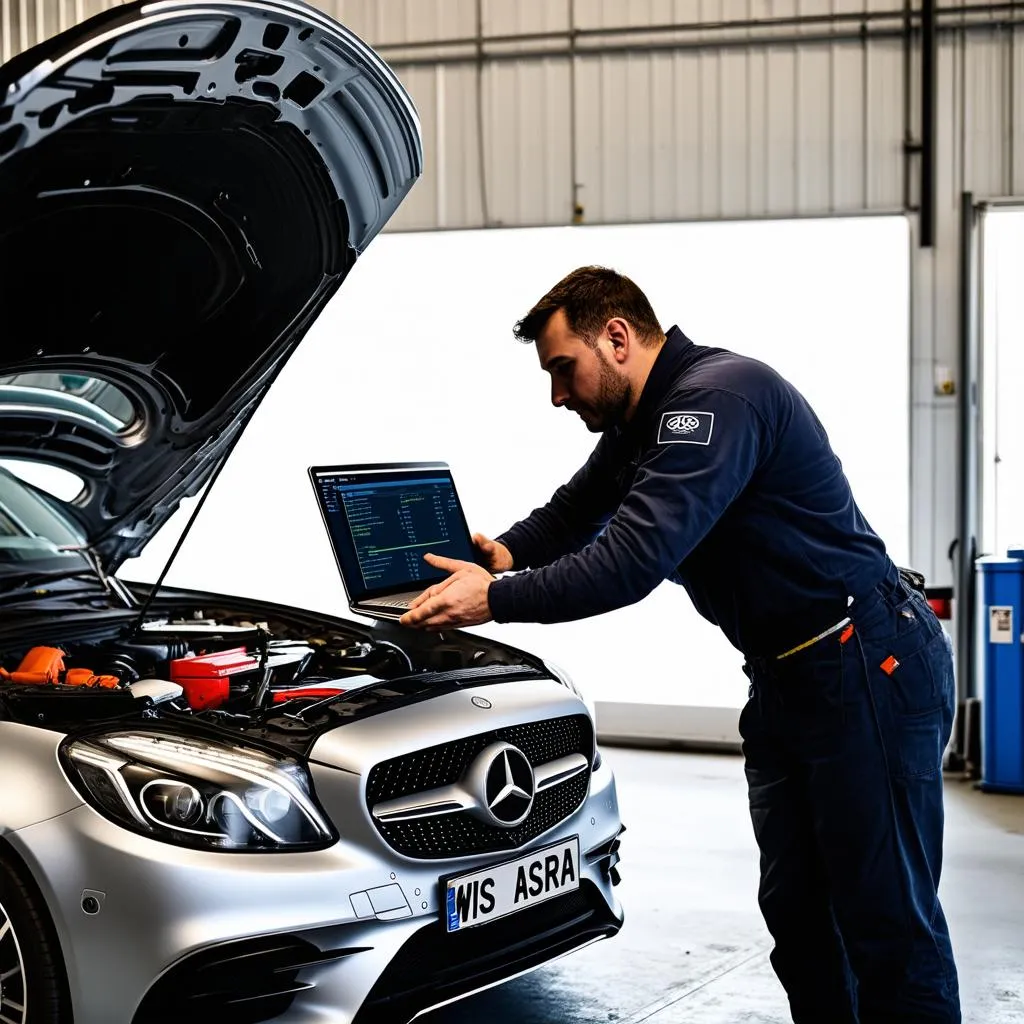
left=5, top=742, right=621, bottom=1024
left=0, top=586, right=625, bottom=1023
left=0, top=724, right=85, bottom=833
left=308, top=678, right=589, bottom=776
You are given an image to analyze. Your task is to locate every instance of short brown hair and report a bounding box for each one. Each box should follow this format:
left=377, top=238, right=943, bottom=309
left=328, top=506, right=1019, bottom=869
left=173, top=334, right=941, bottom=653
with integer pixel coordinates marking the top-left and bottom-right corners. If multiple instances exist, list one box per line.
left=512, top=265, right=664, bottom=347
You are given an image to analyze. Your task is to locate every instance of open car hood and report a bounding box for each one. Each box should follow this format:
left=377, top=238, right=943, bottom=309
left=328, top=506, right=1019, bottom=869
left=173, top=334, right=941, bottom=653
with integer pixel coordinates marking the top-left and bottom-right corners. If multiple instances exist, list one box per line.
left=0, top=0, right=421, bottom=571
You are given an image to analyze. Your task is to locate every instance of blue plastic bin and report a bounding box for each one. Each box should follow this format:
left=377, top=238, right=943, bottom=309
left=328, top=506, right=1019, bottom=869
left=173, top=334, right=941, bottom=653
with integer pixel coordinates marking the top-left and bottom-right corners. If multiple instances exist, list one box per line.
left=978, top=550, right=1024, bottom=794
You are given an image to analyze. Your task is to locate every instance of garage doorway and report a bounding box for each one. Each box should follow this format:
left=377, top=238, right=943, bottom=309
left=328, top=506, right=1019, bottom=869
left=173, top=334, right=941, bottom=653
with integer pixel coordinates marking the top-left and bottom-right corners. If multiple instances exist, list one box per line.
left=981, top=208, right=1024, bottom=559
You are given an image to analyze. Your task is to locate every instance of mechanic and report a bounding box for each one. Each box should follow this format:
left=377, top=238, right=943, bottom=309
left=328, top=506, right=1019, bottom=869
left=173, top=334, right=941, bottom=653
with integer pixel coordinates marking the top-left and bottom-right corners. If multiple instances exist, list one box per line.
left=399, top=265, right=960, bottom=1024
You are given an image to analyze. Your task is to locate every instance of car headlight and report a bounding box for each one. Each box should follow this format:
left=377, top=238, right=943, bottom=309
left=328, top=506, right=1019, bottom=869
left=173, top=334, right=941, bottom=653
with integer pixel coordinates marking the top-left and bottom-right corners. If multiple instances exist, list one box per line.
left=543, top=659, right=594, bottom=715
left=61, top=730, right=336, bottom=852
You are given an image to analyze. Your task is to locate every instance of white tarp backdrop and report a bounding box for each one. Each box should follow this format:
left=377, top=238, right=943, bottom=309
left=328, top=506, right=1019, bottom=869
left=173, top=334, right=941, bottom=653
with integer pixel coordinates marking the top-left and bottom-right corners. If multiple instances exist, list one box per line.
left=123, top=216, right=911, bottom=711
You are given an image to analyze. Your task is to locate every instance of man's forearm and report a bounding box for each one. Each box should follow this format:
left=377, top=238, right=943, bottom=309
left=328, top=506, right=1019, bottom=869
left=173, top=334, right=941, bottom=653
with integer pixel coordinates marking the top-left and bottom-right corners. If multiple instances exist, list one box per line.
left=496, top=502, right=607, bottom=571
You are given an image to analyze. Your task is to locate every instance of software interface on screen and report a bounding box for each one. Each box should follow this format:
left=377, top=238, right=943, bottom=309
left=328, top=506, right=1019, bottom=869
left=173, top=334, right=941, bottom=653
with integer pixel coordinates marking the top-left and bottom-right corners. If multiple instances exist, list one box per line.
left=315, top=471, right=475, bottom=592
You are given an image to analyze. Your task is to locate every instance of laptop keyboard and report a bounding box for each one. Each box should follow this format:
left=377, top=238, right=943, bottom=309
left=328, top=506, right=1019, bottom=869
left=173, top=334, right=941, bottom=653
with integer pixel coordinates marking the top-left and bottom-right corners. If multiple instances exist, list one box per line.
left=362, top=591, right=423, bottom=610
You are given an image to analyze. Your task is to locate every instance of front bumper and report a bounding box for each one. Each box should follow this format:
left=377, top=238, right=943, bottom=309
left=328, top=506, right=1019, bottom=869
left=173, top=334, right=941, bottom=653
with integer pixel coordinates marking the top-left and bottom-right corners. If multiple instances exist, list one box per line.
left=9, top=756, right=623, bottom=1024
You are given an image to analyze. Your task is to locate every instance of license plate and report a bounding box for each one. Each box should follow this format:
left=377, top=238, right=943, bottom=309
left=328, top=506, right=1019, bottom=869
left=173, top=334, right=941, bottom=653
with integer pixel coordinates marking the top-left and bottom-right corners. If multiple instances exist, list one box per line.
left=444, top=836, right=580, bottom=932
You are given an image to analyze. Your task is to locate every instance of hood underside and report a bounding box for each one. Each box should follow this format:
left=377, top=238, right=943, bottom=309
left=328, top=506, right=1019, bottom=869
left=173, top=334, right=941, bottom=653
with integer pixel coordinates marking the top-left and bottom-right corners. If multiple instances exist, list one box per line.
left=0, top=0, right=422, bottom=570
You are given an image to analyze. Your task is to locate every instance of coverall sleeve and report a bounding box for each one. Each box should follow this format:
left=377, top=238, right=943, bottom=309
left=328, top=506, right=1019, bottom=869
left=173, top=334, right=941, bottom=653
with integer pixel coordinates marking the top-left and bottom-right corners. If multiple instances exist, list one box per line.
left=487, top=388, right=766, bottom=623
left=494, top=434, right=624, bottom=570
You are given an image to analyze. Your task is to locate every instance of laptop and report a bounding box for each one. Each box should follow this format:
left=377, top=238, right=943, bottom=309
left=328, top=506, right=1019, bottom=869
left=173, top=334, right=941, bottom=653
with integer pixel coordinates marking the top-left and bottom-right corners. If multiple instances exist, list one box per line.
left=308, top=461, right=481, bottom=621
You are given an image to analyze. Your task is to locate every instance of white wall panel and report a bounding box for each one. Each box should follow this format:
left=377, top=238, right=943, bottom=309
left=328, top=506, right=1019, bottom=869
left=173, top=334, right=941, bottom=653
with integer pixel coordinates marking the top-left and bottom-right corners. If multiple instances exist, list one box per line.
left=1, top=0, right=94, bottom=61
left=864, top=40, right=905, bottom=208
left=833, top=43, right=867, bottom=208
left=627, top=54, right=657, bottom=220
left=445, top=65, right=481, bottom=226
left=649, top=52, right=678, bottom=215
left=487, top=60, right=573, bottom=226
left=485, top=0, right=569, bottom=37
left=797, top=47, right=832, bottom=212
left=338, top=0, right=475, bottom=47
left=766, top=46, right=798, bottom=215
left=911, top=32, right=960, bottom=588
left=589, top=55, right=624, bottom=221
left=720, top=49, right=750, bottom=218
left=1015, top=27, right=1024, bottom=194
left=965, top=28, right=1011, bottom=198
left=747, top=47, right=769, bottom=212
left=698, top=51, right=722, bottom=216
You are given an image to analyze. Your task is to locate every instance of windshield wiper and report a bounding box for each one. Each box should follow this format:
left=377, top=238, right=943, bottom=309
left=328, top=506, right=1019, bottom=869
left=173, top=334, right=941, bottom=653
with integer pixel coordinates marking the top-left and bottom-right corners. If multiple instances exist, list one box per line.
left=1, top=567, right=104, bottom=590
left=0, top=569, right=112, bottom=604
left=55, top=544, right=137, bottom=607
left=0, top=555, right=137, bottom=607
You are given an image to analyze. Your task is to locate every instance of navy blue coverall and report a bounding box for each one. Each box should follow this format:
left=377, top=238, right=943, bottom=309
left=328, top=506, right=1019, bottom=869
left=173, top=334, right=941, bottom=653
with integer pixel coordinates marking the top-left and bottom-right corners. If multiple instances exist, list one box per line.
left=487, top=326, right=961, bottom=1023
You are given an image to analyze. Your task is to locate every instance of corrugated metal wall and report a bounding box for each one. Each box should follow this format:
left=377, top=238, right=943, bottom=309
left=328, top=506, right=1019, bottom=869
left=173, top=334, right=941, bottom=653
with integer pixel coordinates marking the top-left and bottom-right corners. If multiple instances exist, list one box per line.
left=3, top=0, right=1022, bottom=586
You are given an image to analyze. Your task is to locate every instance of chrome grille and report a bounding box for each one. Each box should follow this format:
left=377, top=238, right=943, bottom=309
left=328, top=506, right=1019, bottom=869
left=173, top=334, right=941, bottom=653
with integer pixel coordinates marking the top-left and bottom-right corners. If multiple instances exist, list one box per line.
left=365, top=715, right=593, bottom=859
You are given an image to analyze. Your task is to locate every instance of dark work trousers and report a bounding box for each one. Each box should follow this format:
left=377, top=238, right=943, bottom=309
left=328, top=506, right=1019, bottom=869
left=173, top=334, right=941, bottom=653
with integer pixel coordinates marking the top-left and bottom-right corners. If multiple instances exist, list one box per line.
left=739, top=566, right=961, bottom=1023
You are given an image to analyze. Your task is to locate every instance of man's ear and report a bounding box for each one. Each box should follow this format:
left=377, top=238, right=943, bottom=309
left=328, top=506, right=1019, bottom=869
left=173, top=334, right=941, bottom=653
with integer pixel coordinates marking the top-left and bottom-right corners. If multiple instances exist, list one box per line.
left=604, top=317, right=631, bottom=364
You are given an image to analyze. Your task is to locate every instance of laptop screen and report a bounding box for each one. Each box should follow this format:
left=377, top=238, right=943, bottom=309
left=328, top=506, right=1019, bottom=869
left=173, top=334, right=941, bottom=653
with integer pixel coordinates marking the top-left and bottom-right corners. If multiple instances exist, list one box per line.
left=309, top=462, right=479, bottom=601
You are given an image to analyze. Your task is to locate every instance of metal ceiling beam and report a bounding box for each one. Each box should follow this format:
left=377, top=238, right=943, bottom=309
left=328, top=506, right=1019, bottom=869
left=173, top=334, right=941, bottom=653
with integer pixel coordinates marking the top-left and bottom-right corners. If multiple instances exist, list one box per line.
left=374, top=4, right=1024, bottom=68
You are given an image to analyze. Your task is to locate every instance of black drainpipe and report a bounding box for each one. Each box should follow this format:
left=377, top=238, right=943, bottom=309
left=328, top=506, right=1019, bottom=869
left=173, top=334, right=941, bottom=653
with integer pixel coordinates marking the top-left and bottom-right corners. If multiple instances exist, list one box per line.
left=919, top=0, right=938, bottom=246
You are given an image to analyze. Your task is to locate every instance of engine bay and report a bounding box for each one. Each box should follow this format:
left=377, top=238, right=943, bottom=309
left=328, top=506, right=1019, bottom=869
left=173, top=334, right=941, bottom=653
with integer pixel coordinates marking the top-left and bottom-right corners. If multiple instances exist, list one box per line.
left=0, top=600, right=546, bottom=753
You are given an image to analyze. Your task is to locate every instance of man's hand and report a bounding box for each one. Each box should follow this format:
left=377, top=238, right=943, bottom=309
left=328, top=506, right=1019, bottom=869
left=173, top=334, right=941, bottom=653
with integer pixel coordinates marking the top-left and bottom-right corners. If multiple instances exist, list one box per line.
left=399, top=554, right=496, bottom=630
left=473, top=532, right=513, bottom=573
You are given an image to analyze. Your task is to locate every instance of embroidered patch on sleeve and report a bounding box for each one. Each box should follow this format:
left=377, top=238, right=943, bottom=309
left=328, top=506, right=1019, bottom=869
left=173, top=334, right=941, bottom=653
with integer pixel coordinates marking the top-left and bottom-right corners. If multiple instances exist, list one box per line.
left=658, top=411, right=715, bottom=445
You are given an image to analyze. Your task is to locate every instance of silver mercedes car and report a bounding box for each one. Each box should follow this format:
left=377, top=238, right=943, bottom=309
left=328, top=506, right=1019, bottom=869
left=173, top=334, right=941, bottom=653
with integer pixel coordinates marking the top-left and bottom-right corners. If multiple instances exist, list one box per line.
left=0, top=3, right=625, bottom=1022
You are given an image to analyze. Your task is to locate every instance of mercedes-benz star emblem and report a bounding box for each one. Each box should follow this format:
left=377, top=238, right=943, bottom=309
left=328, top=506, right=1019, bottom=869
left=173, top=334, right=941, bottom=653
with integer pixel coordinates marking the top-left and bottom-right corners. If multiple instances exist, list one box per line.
left=467, top=742, right=535, bottom=828
left=471, top=696, right=492, bottom=709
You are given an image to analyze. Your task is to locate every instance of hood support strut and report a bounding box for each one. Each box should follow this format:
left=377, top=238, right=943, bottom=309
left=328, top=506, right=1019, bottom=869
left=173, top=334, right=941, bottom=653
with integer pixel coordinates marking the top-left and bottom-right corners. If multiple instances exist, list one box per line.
left=124, top=454, right=234, bottom=638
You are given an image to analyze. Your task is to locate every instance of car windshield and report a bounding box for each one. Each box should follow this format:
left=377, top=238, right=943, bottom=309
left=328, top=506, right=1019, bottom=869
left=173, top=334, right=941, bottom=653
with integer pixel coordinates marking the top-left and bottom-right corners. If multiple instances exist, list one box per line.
left=0, top=465, right=92, bottom=577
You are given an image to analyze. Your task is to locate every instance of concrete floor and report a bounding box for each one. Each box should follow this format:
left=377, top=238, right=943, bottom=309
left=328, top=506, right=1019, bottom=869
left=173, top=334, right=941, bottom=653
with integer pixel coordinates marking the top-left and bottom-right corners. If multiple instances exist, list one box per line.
left=424, top=746, right=1024, bottom=1024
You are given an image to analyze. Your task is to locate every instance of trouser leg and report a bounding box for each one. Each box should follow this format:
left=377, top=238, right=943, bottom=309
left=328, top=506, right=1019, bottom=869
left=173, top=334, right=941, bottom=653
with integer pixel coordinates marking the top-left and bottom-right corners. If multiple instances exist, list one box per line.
left=739, top=682, right=857, bottom=1024
left=806, top=596, right=960, bottom=1023
left=753, top=583, right=960, bottom=1024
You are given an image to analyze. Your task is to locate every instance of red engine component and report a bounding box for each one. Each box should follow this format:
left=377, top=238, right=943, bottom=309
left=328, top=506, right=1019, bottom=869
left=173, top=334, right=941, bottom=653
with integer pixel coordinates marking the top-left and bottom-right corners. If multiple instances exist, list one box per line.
left=64, top=668, right=120, bottom=689
left=0, top=647, right=119, bottom=688
left=271, top=685, right=347, bottom=704
left=1, top=646, right=65, bottom=685
left=169, top=647, right=260, bottom=710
